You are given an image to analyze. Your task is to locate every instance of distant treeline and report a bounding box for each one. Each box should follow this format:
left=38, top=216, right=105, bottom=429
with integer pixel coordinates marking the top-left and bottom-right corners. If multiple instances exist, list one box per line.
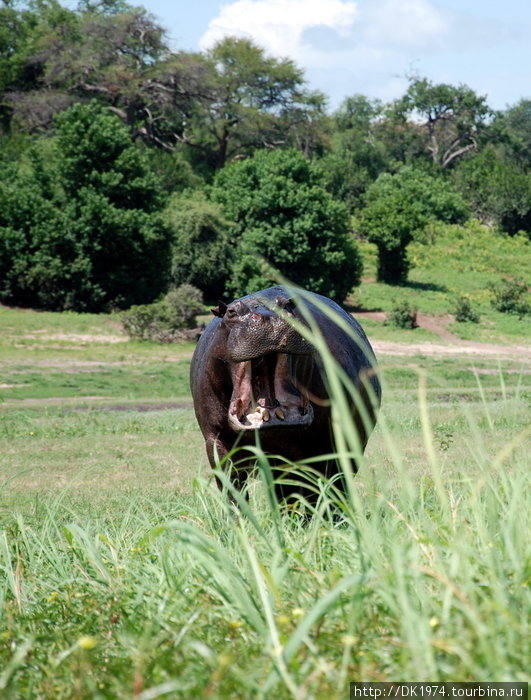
left=1, top=0, right=530, bottom=311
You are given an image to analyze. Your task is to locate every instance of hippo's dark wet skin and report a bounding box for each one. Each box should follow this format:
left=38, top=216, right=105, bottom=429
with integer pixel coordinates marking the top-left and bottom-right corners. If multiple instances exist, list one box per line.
left=190, top=285, right=381, bottom=502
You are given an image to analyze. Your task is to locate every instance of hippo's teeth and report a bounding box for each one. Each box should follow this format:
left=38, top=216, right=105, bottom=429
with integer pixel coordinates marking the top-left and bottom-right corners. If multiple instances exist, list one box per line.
left=275, top=407, right=285, bottom=420
left=263, top=409, right=270, bottom=422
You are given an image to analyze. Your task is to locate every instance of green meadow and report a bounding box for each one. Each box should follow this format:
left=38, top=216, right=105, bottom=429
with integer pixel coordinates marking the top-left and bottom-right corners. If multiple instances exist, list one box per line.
left=0, top=228, right=530, bottom=698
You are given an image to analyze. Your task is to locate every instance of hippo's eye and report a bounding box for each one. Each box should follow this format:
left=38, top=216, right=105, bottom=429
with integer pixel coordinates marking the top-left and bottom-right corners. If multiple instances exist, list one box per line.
left=275, top=296, right=296, bottom=313
left=225, top=307, right=238, bottom=319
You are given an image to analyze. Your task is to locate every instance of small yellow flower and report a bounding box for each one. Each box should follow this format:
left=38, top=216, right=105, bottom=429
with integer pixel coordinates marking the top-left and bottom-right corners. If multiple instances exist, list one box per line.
left=341, top=634, right=357, bottom=645
left=228, top=620, right=243, bottom=630
left=217, top=652, right=231, bottom=668
left=292, top=607, right=305, bottom=620
left=429, top=616, right=439, bottom=628
left=277, top=614, right=290, bottom=626
left=77, top=635, right=97, bottom=650
left=47, top=591, right=59, bottom=602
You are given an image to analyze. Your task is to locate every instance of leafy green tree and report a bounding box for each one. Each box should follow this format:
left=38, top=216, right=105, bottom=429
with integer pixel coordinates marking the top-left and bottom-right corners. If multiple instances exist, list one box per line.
left=0, top=101, right=170, bottom=311
left=0, top=162, right=72, bottom=308
left=211, top=148, right=362, bottom=301
left=395, top=76, right=492, bottom=169
left=454, top=147, right=531, bottom=236
left=0, top=0, right=168, bottom=137
left=0, top=0, right=80, bottom=131
left=1, top=6, right=328, bottom=175
left=323, top=95, right=389, bottom=211
left=164, top=195, right=233, bottom=300
left=499, top=99, right=531, bottom=167
left=161, top=37, right=325, bottom=172
left=360, top=167, right=469, bottom=284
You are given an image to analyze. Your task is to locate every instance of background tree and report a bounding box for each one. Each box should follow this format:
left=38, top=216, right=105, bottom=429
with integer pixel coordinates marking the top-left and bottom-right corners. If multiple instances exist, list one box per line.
left=395, top=76, right=492, bottom=169
left=499, top=98, right=531, bottom=167
left=280, top=88, right=330, bottom=160
left=0, top=101, right=170, bottom=311
left=165, top=36, right=318, bottom=173
left=360, top=167, right=470, bottom=284
left=0, top=0, right=179, bottom=144
left=322, top=95, right=389, bottom=212
left=164, top=195, right=233, bottom=300
left=0, top=0, right=81, bottom=131
left=453, top=147, right=531, bottom=236
left=211, top=148, right=362, bottom=301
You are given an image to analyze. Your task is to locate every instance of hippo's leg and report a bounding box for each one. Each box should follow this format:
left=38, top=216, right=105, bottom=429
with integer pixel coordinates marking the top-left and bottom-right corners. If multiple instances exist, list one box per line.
left=205, top=436, right=251, bottom=495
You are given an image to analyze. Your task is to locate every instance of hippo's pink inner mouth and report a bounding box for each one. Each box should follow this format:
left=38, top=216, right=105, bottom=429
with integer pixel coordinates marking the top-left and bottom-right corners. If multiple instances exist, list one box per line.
left=228, top=353, right=314, bottom=431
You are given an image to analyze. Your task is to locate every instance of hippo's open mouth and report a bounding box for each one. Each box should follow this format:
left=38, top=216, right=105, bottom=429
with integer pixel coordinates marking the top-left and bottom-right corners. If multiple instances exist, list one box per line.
left=228, top=352, right=314, bottom=431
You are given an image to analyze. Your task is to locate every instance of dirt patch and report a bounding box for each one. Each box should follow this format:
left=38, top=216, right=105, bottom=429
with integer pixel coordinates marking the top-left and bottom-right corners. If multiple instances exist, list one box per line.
left=416, top=313, right=460, bottom=342
left=20, top=332, right=128, bottom=344
left=73, top=402, right=192, bottom=412
left=372, top=339, right=531, bottom=362
left=2, top=396, right=114, bottom=406
left=354, top=311, right=531, bottom=362
left=355, top=310, right=460, bottom=341
left=0, top=396, right=192, bottom=410
left=355, top=310, right=387, bottom=323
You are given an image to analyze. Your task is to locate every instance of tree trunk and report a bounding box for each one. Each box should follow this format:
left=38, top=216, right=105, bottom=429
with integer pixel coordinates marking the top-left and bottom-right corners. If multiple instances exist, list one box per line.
left=376, top=244, right=410, bottom=285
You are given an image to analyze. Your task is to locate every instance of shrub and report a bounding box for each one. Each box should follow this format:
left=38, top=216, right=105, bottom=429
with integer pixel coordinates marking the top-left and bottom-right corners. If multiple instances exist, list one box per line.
left=360, top=166, right=470, bottom=284
left=453, top=295, right=480, bottom=323
left=488, top=279, right=530, bottom=317
left=164, top=196, right=233, bottom=301
left=121, top=285, right=204, bottom=342
left=387, top=300, right=418, bottom=329
left=453, top=147, right=531, bottom=236
left=0, top=102, right=170, bottom=311
left=211, top=148, right=362, bottom=302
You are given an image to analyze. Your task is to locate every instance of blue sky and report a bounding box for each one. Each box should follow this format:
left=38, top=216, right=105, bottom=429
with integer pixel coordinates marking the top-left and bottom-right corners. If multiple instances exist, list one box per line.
left=131, top=0, right=530, bottom=111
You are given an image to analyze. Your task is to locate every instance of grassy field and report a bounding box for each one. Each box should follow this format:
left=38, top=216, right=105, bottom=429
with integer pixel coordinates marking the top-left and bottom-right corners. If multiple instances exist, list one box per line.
left=354, top=223, right=530, bottom=343
left=0, top=228, right=530, bottom=698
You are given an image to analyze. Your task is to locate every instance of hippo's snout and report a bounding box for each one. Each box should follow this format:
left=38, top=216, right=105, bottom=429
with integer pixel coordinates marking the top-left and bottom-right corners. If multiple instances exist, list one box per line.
left=225, top=301, right=314, bottom=363
left=209, top=297, right=317, bottom=431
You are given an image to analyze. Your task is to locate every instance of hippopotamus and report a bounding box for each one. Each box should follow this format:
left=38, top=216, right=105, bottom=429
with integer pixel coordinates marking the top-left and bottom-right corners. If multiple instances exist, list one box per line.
left=190, top=285, right=381, bottom=501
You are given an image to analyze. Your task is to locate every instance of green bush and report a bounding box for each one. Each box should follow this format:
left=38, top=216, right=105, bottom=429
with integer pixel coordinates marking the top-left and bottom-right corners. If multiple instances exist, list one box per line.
left=453, top=295, right=480, bottom=323
left=360, top=166, right=470, bottom=284
left=121, top=285, right=204, bottom=342
left=387, top=300, right=418, bottom=329
left=0, top=102, right=170, bottom=311
left=453, top=147, right=531, bottom=237
left=211, top=148, right=362, bottom=302
left=164, top=195, right=233, bottom=301
left=488, top=279, right=530, bottom=317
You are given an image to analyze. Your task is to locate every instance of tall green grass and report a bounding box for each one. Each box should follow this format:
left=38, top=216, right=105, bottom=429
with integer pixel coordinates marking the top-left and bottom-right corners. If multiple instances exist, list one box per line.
left=0, top=296, right=529, bottom=698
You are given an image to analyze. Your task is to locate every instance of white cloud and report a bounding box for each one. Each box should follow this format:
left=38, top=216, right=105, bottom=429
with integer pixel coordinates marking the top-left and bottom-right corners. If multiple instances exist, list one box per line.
left=198, top=0, right=517, bottom=108
left=199, top=0, right=358, bottom=61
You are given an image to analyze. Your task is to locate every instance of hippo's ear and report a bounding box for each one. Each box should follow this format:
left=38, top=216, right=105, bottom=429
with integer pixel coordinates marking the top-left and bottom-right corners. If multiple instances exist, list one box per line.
left=211, top=301, right=227, bottom=318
